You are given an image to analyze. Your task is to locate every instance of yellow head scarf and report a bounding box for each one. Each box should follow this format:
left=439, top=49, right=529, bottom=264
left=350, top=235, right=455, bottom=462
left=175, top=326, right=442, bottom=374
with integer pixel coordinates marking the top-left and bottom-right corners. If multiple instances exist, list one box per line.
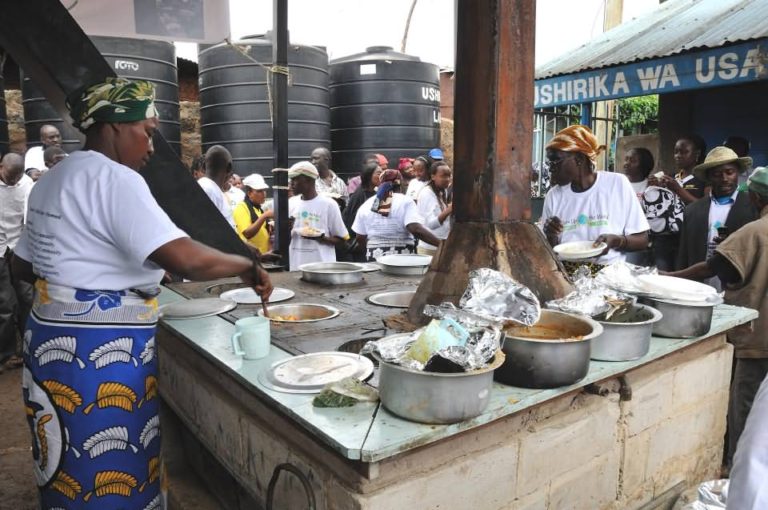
left=546, top=125, right=606, bottom=163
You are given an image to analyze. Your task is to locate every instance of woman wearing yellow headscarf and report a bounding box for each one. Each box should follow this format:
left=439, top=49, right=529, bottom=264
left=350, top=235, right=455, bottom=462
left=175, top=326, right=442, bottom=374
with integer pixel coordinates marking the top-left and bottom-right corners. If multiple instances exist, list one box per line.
left=540, top=125, right=650, bottom=272
left=12, top=78, right=272, bottom=509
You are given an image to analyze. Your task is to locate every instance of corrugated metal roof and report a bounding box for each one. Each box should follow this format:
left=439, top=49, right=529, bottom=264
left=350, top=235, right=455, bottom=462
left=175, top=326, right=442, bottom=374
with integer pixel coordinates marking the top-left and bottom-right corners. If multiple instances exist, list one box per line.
left=536, top=0, right=768, bottom=79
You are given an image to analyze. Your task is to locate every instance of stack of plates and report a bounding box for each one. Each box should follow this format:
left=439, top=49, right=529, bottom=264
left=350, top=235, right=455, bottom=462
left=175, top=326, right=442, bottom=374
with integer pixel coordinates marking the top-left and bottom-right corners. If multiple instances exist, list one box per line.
left=635, top=275, right=719, bottom=303
left=553, top=240, right=607, bottom=261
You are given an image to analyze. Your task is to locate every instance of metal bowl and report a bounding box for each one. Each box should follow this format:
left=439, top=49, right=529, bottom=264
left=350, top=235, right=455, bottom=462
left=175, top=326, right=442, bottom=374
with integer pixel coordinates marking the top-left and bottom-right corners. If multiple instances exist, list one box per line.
left=496, top=310, right=602, bottom=389
left=298, top=262, right=364, bottom=285
left=374, top=350, right=506, bottom=424
left=366, top=290, right=416, bottom=308
left=640, top=296, right=720, bottom=338
left=258, top=303, right=340, bottom=323
left=591, top=304, right=663, bottom=361
left=376, top=254, right=432, bottom=276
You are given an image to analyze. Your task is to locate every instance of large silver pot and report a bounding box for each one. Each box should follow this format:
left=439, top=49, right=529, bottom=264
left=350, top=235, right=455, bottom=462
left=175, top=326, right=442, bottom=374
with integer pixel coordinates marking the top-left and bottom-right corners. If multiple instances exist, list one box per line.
left=496, top=310, right=602, bottom=389
left=641, top=297, right=718, bottom=338
left=591, top=304, right=663, bottom=361
left=298, top=262, right=364, bottom=285
left=374, top=351, right=505, bottom=424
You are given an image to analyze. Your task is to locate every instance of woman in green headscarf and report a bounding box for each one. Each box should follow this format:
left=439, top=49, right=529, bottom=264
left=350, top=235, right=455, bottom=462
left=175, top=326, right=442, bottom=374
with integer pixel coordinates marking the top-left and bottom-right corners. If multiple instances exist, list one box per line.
left=12, top=77, right=271, bottom=509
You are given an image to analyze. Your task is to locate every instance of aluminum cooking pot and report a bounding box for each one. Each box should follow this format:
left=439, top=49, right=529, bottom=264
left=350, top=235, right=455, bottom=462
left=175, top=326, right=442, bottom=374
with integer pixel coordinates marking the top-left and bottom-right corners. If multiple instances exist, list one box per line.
left=641, top=297, right=719, bottom=338
left=374, top=350, right=505, bottom=424
left=298, top=262, right=364, bottom=285
left=496, top=310, right=602, bottom=389
left=591, top=304, right=663, bottom=361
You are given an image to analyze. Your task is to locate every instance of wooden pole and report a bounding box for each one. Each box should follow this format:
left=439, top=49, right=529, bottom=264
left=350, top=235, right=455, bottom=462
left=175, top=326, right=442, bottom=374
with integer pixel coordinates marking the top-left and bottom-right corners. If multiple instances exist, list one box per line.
left=272, top=0, right=291, bottom=265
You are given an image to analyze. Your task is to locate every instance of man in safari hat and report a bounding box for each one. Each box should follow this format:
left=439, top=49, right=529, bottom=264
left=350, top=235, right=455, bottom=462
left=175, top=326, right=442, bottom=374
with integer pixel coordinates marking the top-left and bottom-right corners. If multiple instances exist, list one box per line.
left=675, top=146, right=757, bottom=282
left=668, top=166, right=768, bottom=470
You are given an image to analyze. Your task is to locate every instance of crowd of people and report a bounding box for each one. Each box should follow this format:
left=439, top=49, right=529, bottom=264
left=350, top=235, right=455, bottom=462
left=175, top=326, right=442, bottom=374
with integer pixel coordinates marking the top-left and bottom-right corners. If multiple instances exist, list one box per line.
left=190, top=144, right=454, bottom=269
left=1, top=74, right=767, bottom=507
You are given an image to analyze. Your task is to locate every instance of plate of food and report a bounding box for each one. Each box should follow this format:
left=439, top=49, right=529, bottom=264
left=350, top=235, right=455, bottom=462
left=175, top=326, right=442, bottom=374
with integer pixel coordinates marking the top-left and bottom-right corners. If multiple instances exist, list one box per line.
left=299, top=226, right=323, bottom=238
left=553, top=240, right=607, bottom=261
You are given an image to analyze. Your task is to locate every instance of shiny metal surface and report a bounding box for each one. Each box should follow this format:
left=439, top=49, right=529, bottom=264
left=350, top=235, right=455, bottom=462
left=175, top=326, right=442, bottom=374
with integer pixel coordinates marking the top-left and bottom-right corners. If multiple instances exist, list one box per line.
left=298, top=262, right=364, bottom=285
left=376, top=254, right=431, bottom=276
left=258, top=303, right=341, bottom=323
left=496, top=310, right=602, bottom=389
left=591, top=304, right=663, bottom=361
left=642, top=298, right=715, bottom=338
left=374, top=348, right=505, bottom=424
left=159, top=298, right=237, bottom=320
left=366, top=290, right=416, bottom=308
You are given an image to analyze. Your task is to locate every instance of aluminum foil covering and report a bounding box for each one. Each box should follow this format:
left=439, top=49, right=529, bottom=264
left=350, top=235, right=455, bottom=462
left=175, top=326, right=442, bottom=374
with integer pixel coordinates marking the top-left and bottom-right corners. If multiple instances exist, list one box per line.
left=457, top=268, right=541, bottom=326
left=546, top=266, right=635, bottom=318
left=594, top=261, right=658, bottom=294
left=361, top=326, right=501, bottom=372
left=678, top=479, right=728, bottom=510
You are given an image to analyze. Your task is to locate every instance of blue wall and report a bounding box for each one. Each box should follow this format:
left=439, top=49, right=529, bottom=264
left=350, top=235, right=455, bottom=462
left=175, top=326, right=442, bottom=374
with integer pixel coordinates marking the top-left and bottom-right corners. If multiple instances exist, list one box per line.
left=692, top=81, right=768, bottom=168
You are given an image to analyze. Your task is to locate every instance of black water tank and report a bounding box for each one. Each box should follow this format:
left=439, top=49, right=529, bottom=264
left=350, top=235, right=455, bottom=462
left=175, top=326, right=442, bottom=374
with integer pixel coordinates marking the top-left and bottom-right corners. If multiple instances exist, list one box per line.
left=0, top=69, right=9, bottom=155
left=329, top=47, right=440, bottom=177
left=198, top=35, right=330, bottom=177
left=21, top=36, right=180, bottom=154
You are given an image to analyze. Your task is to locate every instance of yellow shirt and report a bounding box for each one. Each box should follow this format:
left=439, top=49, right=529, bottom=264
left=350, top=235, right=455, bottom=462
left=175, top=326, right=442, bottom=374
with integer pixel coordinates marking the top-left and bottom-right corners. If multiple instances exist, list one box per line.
left=233, top=201, right=270, bottom=253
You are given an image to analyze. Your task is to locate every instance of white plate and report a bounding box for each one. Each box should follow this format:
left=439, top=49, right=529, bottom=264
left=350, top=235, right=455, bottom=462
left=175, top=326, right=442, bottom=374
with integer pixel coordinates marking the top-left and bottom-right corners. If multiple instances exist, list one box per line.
left=376, top=254, right=432, bottom=267
left=159, top=298, right=237, bottom=319
left=636, top=275, right=717, bottom=302
left=553, top=241, right=607, bottom=261
left=258, top=352, right=374, bottom=393
left=219, top=287, right=295, bottom=305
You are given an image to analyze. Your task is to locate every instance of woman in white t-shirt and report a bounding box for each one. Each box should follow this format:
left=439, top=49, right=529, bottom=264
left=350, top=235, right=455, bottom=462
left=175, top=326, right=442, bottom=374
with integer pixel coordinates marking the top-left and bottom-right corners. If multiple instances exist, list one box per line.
left=11, top=78, right=272, bottom=510
left=352, top=169, right=441, bottom=261
left=405, top=156, right=431, bottom=201
left=541, top=125, right=649, bottom=273
left=416, top=161, right=453, bottom=255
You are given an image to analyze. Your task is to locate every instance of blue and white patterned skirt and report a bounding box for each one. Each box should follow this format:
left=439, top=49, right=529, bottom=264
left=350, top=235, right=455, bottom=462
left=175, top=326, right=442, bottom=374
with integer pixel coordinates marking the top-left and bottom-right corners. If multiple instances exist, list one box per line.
left=22, top=280, right=163, bottom=510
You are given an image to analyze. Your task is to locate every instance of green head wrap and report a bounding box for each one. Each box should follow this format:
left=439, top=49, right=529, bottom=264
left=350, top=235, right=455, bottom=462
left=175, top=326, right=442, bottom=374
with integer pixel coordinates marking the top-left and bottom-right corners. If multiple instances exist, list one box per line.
left=68, top=77, right=159, bottom=132
left=747, top=167, right=768, bottom=198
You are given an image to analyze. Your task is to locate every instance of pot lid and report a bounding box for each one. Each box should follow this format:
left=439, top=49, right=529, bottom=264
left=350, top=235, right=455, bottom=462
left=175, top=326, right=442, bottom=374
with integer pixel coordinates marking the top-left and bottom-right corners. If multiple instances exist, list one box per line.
left=219, top=287, right=294, bottom=305
left=258, top=352, right=374, bottom=393
left=160, top=298, right=236, bottom=320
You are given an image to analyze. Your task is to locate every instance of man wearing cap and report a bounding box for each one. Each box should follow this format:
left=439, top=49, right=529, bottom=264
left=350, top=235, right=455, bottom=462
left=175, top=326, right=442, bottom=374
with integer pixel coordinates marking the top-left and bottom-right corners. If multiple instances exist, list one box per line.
left=288, top=161, right=349, bottom=271
left=675, top=147, right=757, bottom=289
left=233, top=173, right=273, bottom=254
left=668, top=166, right=768, bottom=469
left=309, top=147, right=348, bottom=204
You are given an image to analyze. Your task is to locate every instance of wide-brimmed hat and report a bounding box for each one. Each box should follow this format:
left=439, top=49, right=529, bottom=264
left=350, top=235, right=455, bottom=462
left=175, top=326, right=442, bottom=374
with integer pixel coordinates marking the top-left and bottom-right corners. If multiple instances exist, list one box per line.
left=747, top=167, right=768, bottom=197
left=242, top=173, right=269, bottom=190
left=693, top=146, right=752, bottom=182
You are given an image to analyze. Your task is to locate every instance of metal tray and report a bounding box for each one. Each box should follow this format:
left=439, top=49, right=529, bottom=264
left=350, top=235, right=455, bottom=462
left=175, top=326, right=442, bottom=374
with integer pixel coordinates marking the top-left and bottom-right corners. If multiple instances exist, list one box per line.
left=366, top=290, right=416, bottom=308
left=257, top=352, right=374, bottom=393
left=376, top=254, right=432, bottom=276
left=160, top=298, right=237, bottom=320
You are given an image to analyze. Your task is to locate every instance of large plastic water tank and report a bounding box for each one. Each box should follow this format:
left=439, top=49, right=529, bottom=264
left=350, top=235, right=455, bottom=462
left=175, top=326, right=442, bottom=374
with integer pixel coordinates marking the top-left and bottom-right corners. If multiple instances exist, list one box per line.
left=0, top=70, right=9, bottom=155
left=21, top=36, right=181, bottom=154
left=198, top=35, right=330, bottom=177
left=329, top=46, right=440, bottom=177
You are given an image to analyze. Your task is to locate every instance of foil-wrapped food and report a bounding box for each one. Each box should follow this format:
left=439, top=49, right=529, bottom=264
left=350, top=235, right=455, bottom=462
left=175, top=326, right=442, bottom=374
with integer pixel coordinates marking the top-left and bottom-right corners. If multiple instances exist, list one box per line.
left=547, top=265, right=635, bottom=319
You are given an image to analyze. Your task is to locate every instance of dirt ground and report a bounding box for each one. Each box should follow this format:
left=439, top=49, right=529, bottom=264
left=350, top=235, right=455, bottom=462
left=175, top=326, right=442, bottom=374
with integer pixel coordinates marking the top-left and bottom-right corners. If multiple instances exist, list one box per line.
left=0, top=366, right=37, bottom=509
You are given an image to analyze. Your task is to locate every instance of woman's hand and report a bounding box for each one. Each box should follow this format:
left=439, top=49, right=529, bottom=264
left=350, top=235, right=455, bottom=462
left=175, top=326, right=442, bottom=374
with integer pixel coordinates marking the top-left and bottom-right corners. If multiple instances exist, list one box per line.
left=543, top=217, right=563, bottom=246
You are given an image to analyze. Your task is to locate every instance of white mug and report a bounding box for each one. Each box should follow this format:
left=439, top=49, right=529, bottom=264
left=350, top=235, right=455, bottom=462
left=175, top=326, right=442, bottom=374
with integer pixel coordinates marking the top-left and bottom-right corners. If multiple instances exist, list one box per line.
left=231, top=316, right=271, bottom=360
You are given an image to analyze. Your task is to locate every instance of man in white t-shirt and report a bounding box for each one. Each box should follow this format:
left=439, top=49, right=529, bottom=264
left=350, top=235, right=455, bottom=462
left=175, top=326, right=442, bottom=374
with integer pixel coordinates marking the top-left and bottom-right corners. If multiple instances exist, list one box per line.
left=198, top=145, right=236, bottom=229
left=287, top=161, right=349, bottom=271
left=24, top=124, right=63, bottom=173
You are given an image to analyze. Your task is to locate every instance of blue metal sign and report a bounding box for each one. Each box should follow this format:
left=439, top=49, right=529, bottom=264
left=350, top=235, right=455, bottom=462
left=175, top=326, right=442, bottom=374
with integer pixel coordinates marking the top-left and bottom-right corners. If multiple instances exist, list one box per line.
left=535, top=39, right=768, bottom=108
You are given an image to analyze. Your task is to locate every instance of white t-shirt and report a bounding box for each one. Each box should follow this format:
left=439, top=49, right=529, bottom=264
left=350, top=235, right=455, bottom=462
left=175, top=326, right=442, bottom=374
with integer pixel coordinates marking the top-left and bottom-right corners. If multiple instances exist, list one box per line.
left=225, top=186, right=245, bottom=210
left=728, top=372, right=768, bottom=510
left=14, top=151, right=188, bottom=290
left=540, top=171, right=650, bottom=265
left=24, top=146, right=45, bottom=171
left=406, top=179, right=428, bottom=201
left=416, top=185, right=452, bottom=250
left=288, top=195, right=348, bottom=271
left=352, top=193, right=424, bottom=252
left=198, top=176, right=235, bottom=228
left=0, top=174, right=34, bottom=254
left=630, top=179, right=648, bottom=196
